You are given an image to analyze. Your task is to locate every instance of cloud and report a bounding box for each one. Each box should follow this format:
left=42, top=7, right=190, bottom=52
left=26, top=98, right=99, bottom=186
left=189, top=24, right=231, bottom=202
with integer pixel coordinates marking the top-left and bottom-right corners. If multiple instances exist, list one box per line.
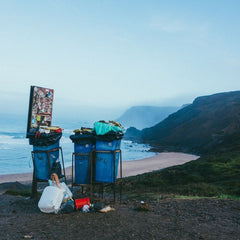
left=148, top=15, right=212, bottom=49
left=226, top=57, right=240, bottom=67
left=149, top=15, right=210, bottom=39
left=149, top=18, right=186, bottom=33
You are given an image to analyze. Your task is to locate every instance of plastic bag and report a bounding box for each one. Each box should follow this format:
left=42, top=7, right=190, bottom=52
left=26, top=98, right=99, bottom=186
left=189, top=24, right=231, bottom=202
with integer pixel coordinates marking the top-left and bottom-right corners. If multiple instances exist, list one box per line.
left=60, top=200, right=75, bottom=214
left=93, top=121, right=123, bottom=136
left=28, top=131, right=62, bottom=146
left=38, top=186, right=64, bottom=213
left=50, top=161, right=63, bottom=179
left=48, top=180, right=73, bottom=202
left=60, top=182, right=73, bottom=202
left=69, top=134, right=95, bottom=145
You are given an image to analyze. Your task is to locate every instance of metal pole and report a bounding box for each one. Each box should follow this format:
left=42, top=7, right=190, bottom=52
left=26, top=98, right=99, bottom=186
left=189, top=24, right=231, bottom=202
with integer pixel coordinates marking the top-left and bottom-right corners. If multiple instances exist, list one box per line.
left=31, top=152, right=38, bottom=198
left=72, top=153, right=74, bottom=189
left=113, top=150, right=116, bottom=202
left=60, top=147, right=66, bottom=183
left=120, top=149, right=122, bottom=204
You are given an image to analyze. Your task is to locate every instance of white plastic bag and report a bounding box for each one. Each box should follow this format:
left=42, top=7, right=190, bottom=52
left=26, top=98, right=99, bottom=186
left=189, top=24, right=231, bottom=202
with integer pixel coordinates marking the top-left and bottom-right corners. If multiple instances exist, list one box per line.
left=48, top=180, right=73, bottom=202
left=38, top=186, right=64, bottom=213
left=60, top=182, right=73, bottom=202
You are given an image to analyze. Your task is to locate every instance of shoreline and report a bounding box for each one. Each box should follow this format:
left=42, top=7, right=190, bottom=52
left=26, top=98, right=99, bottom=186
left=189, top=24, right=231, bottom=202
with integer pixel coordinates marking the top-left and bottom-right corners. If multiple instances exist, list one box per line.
left=0, top=152, right=199, bottom=184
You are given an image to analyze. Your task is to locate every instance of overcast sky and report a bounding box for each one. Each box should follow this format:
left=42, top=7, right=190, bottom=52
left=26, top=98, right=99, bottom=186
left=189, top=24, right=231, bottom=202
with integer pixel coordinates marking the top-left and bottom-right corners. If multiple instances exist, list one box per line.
left=0, top=0, right=240, bottom=120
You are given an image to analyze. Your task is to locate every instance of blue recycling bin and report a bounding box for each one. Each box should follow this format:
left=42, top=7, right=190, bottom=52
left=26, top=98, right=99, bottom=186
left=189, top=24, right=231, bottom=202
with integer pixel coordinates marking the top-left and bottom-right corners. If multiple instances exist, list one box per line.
left=70, top=133, right=95, bottom=184
left=74, top=142, right=94, bottom=184
left=32, top=141, right=60, bottom=181
left=95, top=139, right=121, bottom=183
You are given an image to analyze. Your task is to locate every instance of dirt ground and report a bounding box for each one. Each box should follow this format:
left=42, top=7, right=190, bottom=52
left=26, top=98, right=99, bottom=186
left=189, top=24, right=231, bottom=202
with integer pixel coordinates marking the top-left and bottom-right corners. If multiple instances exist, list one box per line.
left=0, top=191, right=240, bottom=240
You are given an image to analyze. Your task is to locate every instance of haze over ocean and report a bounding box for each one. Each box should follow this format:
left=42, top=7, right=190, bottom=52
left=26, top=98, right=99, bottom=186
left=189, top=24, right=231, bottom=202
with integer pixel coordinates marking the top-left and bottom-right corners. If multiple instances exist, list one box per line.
left=0, top=1, right=239, bottom=118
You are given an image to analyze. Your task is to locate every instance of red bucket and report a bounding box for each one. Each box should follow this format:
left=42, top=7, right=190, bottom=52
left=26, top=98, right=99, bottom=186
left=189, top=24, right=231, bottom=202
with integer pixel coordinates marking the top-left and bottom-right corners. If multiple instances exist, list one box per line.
left=75, top=197, right=90, bottom=210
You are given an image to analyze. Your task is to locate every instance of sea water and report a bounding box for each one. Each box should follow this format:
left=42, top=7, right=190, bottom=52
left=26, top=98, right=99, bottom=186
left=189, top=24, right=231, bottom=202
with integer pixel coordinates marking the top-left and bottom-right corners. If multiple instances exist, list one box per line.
left=0, top=117, right=156, bottom=175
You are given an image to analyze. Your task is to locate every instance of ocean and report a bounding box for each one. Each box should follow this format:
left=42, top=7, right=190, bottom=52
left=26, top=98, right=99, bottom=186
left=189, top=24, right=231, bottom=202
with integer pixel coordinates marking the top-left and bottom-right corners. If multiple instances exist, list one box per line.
left=0, top=116, right=156, bottom=175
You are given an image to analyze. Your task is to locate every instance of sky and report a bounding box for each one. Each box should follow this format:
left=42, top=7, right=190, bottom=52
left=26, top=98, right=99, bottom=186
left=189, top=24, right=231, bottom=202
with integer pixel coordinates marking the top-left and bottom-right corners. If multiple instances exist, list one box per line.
left=0, top=0, right=240, bottom=121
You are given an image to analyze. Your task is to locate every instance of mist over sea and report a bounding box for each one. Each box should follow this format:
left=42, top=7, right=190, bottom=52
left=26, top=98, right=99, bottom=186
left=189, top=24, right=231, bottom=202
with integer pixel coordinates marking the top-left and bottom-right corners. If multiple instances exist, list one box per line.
left=0, top=115, right=156, bottom=175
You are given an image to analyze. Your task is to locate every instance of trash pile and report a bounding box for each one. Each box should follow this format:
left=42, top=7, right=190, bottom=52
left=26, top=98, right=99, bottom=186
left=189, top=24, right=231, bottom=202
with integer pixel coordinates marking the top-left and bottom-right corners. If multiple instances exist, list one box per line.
left=35, top=120, right=123, bottom=214
left=69, top=120, right=124, bottom=144
left=92, top=120, right=124, bottom=141
left=69, top=127, right=96, bottom=146
left=27, top=126, right=63, bottom=146
left=134, top=201, right=150, bottom=212
left=25, top=87, right=123, bottom=214
left=38, top=173, right=115, bottom=214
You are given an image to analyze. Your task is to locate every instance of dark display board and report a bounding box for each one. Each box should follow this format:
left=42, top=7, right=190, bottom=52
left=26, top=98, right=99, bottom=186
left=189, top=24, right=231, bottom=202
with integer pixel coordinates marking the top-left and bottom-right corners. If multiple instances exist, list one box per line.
left=26, top=86, right=54, bottom=136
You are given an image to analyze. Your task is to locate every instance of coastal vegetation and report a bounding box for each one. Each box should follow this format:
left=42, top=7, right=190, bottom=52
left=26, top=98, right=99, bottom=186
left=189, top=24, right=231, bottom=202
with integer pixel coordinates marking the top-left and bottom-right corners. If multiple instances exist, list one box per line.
left=122, top=151, right=240, bottom=200
left=123, top=91, right=240, bottom=199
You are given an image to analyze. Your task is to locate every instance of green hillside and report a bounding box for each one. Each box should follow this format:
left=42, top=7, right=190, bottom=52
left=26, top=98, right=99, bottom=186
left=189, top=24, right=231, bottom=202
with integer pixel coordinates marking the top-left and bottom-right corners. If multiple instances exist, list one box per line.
left=123, top=151, right=240, bottom=198
left=125, top=91, right=240, bottom=155
left=123, top=91, right=240, bottom=198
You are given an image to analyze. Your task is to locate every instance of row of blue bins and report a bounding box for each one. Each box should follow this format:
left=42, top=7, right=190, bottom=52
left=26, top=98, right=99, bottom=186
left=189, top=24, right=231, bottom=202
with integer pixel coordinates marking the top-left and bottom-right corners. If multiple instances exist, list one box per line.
left=29, top=130, right=123, bottom=184
left=72, top=137, right=122, bottom=184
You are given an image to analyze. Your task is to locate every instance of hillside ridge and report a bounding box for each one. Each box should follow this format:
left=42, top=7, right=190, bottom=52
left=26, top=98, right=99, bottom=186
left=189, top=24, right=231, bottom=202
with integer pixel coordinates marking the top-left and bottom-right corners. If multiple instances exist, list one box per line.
left=125, top=91, right=240, bottom=154
left=116, top=105, right=179, bottom=130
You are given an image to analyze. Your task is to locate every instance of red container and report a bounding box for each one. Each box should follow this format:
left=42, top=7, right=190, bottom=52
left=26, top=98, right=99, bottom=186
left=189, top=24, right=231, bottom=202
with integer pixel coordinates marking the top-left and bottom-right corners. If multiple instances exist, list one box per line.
left=75, top=197, right=90, bottom=210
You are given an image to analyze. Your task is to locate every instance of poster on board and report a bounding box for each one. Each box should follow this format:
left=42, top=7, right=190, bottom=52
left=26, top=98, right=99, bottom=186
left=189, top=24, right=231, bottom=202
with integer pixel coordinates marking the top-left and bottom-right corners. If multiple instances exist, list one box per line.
left=26, top=86, right=54, bottom=137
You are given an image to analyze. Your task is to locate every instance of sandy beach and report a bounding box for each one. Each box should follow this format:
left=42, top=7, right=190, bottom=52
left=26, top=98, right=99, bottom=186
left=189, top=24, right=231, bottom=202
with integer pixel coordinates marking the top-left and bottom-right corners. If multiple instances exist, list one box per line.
left=0, top=152, right=199, bottom=184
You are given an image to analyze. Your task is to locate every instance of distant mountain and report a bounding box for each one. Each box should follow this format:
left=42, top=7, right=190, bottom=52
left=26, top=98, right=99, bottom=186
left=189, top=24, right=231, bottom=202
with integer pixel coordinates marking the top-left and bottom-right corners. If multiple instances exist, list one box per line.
left=116, top=106, right=180, bottom=130
left=125, top=91, right=240, bottom=154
